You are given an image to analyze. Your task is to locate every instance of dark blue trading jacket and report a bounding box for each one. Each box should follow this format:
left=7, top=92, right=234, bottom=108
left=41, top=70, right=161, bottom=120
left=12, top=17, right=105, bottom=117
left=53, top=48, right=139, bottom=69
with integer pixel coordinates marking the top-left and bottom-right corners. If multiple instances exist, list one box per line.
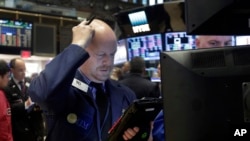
left=28, top=44, right=136, bottom=141
left=153, top=110, right=165, bottom=141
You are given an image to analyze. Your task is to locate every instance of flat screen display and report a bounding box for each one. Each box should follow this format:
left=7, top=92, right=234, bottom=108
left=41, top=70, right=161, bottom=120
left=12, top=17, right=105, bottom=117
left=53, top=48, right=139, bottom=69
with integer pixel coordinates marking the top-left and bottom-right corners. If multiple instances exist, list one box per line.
left=0, top=19, right=32, bottom=48
left=114, top=39, right=128, bottom=65
left=165, top=32, right=236, bottom=51
left=235, top=36, right=250, bottom=46
left=127, top=34, right=162, bottom=61
left=128, top=11, right=151, bottom=34
left=165, top=32, right=196, bottom=51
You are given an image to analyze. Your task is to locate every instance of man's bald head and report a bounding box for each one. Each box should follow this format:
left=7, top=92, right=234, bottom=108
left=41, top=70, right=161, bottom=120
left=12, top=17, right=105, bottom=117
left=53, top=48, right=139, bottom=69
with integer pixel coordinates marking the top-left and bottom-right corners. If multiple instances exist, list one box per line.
left=90, top=19, right=117, bottom=46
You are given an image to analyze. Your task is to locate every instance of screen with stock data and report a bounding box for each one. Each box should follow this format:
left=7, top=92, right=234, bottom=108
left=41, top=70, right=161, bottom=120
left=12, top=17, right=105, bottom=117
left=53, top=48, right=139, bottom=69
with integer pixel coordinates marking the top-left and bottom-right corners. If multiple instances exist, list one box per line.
left=0, top=19, right=32, bottom=48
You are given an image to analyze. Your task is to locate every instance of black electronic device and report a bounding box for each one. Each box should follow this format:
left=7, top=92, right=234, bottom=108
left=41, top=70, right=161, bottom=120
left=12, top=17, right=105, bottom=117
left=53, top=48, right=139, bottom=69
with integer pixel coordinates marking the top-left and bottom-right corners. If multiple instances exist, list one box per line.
left=113, top=3, right=172, bottom=38
left=33, top=23, right=56, bottom=57
left=108, top=98, right=163, bottom=141
left=186, top=0, right=250, bottom=35
left=160, top=45, right=250, bottom=141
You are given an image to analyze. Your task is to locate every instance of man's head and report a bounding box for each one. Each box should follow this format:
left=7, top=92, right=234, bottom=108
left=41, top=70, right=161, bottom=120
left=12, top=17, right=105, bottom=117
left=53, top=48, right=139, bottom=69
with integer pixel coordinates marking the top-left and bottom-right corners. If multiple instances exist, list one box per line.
left=130, top=56, right=145, bottom=74
left=80, top=19, right=117, bottom=83
left=9, top=58, right=26, bottom=81
left=196, top=36, right=234, bottom=49
left=121, top=61, right=130, bottom=74
left=0, top=59, right=10, bottom=88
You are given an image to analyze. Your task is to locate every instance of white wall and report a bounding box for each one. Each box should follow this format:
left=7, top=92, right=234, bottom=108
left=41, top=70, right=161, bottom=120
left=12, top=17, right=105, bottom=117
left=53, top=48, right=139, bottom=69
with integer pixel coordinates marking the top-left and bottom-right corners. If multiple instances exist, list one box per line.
left=0, top=54, right=53, bottom=77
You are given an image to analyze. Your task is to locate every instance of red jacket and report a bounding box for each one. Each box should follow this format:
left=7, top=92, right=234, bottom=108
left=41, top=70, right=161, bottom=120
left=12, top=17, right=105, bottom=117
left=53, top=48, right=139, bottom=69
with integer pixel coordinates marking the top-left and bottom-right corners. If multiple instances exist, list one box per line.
left=0, top=90, right=13, bottom=141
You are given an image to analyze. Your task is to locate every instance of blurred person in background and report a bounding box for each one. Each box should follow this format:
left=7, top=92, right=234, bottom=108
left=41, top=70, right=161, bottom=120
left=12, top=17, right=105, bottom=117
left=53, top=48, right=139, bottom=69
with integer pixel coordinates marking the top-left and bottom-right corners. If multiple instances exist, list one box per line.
left=121, top=61, right=130, bottom=74
left=110, top=67, right=123, bottom=81
left=0, top=59, right=13, bottom=141
left=120, top=56, right=160, bottom=99
left=4, top=58, right=44, bottom=141
left=120, top=61, right=130, bottom=80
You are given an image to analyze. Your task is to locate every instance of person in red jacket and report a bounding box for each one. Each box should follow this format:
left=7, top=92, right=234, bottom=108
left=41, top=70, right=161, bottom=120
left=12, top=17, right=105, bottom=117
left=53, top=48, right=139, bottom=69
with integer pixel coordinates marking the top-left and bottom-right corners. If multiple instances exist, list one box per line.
left=0, top=59, right=13, bottom=141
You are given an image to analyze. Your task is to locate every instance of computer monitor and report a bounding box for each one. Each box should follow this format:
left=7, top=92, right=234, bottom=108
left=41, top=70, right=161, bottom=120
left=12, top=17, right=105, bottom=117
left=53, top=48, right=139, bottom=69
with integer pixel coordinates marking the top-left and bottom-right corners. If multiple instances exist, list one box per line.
left=160, top=46, right=250, bottom=141
left=236, top=36, right=250, bottom=46
left=0, top=19, right=32, bottom=48
left=128, top=10, right=151, bottom=34
left=127, top=33, right=163, bottom=61
left=165, top=31, right=196, bottom=51
left=114, top=3, right=172, bottom=38
left=114, top=39, right=128, bottom=65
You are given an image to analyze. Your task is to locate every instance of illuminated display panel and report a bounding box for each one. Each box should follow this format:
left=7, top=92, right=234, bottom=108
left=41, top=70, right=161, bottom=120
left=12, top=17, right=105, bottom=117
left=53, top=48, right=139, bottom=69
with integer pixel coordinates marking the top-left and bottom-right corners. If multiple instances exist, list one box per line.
left=127, top=33, right=162, bottom=61
left=114, top=39, right=128, bottom=65
left=0, top=19, right=32, bottom=48
left=165, top=32, right=196, bottom=51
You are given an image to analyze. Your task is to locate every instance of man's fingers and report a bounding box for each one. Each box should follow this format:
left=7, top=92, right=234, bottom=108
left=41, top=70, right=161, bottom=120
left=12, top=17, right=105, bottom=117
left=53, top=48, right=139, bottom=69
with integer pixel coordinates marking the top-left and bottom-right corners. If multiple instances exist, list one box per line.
left=123, top=127, right=140, bottom=140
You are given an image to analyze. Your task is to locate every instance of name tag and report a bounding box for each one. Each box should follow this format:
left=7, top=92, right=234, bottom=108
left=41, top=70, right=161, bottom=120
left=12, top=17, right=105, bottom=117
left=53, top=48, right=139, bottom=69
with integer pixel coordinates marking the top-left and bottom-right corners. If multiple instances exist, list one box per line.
left=71, top=78, right=88, bottom=93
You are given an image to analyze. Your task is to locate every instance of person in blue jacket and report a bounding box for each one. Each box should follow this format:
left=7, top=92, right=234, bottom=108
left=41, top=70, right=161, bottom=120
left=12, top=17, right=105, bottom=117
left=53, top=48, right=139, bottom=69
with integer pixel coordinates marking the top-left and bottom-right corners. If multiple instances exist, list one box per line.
left=28, top=19, right=145, bottom=141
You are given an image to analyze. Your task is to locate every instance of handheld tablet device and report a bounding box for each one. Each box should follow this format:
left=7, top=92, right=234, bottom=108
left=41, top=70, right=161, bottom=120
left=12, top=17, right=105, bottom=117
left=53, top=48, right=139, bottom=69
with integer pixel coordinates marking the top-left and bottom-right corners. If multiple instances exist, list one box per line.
left=108, top=98, right=163, bottom=141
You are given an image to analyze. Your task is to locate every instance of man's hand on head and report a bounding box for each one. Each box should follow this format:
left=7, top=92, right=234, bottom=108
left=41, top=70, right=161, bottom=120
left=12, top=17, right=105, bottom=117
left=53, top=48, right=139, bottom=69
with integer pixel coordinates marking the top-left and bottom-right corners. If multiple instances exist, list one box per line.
left=71, top=20, right=95, bottom=49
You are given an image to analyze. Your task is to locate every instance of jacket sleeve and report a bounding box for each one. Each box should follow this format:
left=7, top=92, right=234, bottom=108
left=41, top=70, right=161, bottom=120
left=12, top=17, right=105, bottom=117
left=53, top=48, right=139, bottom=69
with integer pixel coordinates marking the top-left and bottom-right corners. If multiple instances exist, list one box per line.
left=152, top=110, right=165, bottom=141
left=28, top=45, right=89, bottom=111
left=0, top=91, right=12, bottom=141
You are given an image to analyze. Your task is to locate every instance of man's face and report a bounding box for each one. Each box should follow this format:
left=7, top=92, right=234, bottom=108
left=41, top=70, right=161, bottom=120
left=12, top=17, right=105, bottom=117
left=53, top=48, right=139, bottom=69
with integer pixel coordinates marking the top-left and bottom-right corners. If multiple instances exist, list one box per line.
left=11, top=59, right=26, bottom=81
left=196, top=36, right=234, bottom=48
left=82, top=40, right=117, bottom=83
left=0, top=73, right=9, bottom=88
left=122, top=62, right=130, bottom=73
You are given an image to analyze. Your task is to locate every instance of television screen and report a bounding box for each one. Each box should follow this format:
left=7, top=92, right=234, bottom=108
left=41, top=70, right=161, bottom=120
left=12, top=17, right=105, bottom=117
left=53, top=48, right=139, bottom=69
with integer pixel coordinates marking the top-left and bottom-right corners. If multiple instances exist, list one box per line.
left=236, top=36, right=250, bottom=46
left=165, top=32, right=196, bottom=51
left=114, top=39, right=128, bottom=65
left=127, top=33, right=162, bottom=61
left=0, top=19, right=32, bottom=48
left=114, top=3, right=173, bottom=38
left=160, top=46, right=250, bottom=141
left=128, top=11, right=151, bottom=34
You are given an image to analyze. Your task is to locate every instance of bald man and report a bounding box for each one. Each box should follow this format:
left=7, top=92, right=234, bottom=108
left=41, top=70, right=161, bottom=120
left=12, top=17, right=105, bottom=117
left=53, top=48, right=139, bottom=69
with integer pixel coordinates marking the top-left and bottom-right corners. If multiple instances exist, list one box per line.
left=196, top=35, right=234, bottom=49
left=28, top=19, right=143, bottom=141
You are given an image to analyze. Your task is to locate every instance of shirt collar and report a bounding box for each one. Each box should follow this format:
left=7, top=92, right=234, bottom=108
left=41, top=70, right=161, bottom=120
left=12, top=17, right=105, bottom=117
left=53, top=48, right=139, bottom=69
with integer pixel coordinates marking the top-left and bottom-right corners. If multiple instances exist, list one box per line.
left=77, top=69, right=105, bottom=88
left=78, top=69, right=91, bottom=85
left=13, top=77, right=24, bottom=85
